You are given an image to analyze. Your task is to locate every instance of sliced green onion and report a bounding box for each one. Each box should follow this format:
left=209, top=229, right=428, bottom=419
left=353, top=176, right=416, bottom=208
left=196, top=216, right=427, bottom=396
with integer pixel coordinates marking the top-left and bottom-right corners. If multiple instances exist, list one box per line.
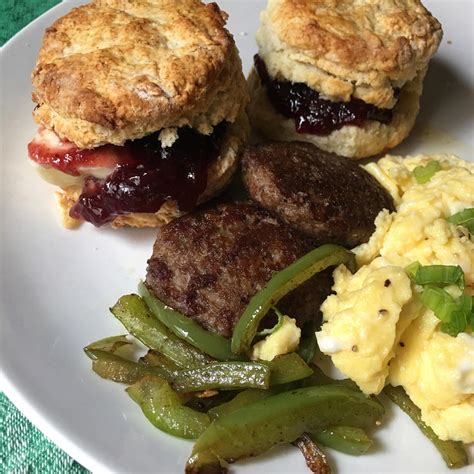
left=447, top=208, right=474, bottom=233
left=412, top=160, right=441, bottom=184
left=420, top=287, right=471, bottom=336
left=414, top=265, right=465, bottom=290
left=405, top=262, right=421, bottom=281
left=441, top=310, right=467, bottom=337
left=420, top=286, right=456, bottom=323
left=442, top=295, right=472, bottom=337
left=256, top=307, right=285, bottom=337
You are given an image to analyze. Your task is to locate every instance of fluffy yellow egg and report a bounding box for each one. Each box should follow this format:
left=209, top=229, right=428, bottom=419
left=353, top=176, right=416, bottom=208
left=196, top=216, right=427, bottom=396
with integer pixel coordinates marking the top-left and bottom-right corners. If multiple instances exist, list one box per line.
left=389, top=309, right=474, bottom=443
left=317, top=258, right=412, bottom=394
left=318, top=154, right=474, bottom=443
left=250, top=315, right=301, bottom=361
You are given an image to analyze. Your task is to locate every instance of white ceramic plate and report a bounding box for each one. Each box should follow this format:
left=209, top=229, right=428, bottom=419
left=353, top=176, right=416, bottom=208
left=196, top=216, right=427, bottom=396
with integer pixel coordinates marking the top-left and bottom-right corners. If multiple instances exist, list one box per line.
left=1, top=1, right=473, bottom=473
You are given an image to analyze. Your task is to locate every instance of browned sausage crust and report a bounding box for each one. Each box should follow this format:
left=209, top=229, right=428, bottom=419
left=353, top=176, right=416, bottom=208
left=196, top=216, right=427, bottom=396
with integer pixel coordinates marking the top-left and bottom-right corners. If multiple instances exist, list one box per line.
left=242, top=142, right=395, bottom=247
left=146, top=202, right=332, bottom=338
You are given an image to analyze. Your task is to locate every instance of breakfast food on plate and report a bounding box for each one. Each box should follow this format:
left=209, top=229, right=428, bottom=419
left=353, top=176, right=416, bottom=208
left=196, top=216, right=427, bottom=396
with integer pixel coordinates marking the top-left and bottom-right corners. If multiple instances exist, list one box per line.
left=248, top=0, right=442, bottom=158
left=84, top=152, right=472, bottom=472
left=145, top=201, right=332, bottom=338
left=27, top=0, right=249, bottom=228
left=241, top=142, right=395, bottom=247
left=317, top=154, right=474, bottom=443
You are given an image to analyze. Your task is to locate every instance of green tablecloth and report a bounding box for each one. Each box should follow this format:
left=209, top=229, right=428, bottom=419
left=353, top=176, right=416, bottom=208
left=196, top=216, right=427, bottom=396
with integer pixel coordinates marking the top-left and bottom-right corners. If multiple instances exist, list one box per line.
left=1, top=2, right=88, bottom=472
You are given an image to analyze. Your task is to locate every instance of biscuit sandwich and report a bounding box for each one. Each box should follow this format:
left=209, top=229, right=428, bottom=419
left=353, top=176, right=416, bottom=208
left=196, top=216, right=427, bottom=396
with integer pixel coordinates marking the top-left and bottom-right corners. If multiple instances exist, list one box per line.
left=248, top=0, right=442, bottom=159
left=28, top=0, right=249, bottom=228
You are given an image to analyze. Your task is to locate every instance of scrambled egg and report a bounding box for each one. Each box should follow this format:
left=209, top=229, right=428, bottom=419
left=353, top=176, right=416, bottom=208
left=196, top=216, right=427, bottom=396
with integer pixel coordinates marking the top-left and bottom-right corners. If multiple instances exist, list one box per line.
left=317, top=258, right=412, bottom=394
left=251, top=315, right=301, bottom=361
left=389, top=307, right=474, bottom=442
left=316, top=154, right=474, bottom=443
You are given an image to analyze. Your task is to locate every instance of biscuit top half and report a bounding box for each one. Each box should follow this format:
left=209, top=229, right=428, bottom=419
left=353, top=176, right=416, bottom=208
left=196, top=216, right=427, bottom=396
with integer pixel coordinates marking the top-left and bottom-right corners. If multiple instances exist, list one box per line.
left=32, top=0, right=247, bottom=148
left=257, top=0, right=442, bottom=108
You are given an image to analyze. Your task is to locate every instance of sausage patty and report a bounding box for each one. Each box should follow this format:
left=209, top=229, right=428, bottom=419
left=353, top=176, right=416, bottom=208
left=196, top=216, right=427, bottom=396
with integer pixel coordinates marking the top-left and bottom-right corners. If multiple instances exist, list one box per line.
left=146, top=202, right=332, bottom=338
left=242, top=142, right=395, bottom=247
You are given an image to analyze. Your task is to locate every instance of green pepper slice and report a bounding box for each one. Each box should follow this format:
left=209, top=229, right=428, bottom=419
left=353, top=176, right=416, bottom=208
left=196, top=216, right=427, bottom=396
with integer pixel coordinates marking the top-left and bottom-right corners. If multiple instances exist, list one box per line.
left=310, top=426, right=373, bottom=456
left=110, top=295, right=214, bottom=369
left=139, top=282, right=233, bottom=361
left=208, top=389, right=272, bottom=421
left=260, top=352, right=313, bottom=385
left=85, top=349, right=172, bottom=385
left=172, top=361, right=271, bottom=393
left=302, top=364, right=359, bottom=391
left=298, top=320, right=321, bottom=364
left=139, top=350, right=181, bottom=379
left=231, top=245, right=356, bottom=354
left=384, top=385, right=468, bottom=469
left=186, top=385, right=384, bottom=470
left=127, top=376, right=210, bottom=440
left=83, top=335, right=130, bottom=356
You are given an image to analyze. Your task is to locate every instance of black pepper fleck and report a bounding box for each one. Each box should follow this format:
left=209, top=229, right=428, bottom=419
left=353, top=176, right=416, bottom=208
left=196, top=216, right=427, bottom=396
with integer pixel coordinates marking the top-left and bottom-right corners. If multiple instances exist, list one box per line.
left=384, top=279, right=391, bottom=287
left=399, top=341, right=405, bottom=347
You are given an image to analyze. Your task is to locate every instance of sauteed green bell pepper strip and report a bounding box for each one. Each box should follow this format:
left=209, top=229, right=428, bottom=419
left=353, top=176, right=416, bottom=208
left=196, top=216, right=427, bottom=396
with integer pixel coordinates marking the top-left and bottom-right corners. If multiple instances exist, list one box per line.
left=127, top=376, right=210, bottom=440
left=260, top=352, right=313, bottom=385
left=110, top=295, right=214, bottom=369
left=310, top=426, right=373, bottom=456
left=302, top=364, right=359, bottom=391
left=85, top=349, right=174, bottom=384
left=231, top=245, right=356, bottom=354
left=83, top=335, right=130, bottom=355
left=208, top=389, right=271, bottom=420
left=186, top=385, right=384, bottom=470
left=172, top=362, right=271, bottom=393
left=298, top=320, right=321, bottom=364
left=384, top=385, right=468, bottom=469
left=207, top=387, right=372, bottom=456
left=139, top=350, right=181, bottom=379
left=139, top=282, right=234, bottom=361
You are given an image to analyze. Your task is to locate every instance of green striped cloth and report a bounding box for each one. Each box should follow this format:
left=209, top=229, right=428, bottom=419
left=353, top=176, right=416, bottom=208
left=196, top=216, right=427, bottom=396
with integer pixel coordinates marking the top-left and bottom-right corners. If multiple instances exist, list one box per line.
left=1, top=2, right=88, bottom=472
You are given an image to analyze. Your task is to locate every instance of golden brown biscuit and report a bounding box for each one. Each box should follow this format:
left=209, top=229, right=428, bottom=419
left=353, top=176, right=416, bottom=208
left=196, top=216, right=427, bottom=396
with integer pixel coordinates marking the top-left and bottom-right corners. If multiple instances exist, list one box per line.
left=248, top=67, right=425, bottom=159
left=257, top=0, right=442, bottom=107
left=250, top=0, right=441, bottom=158
left=32, top=0, right=248, bottom=148
left=30, top=0, right=250, bottom=228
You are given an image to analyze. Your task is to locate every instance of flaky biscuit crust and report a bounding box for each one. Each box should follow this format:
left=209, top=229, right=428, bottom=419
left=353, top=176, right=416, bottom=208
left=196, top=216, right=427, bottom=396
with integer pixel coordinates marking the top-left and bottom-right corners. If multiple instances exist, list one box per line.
left=258, top=0, right=441, bottom=107
left=55, top=111, right=250, bottom=228
left=32, top=0, right=248, bottom=148
left=248, top=67, right=425, bottom=159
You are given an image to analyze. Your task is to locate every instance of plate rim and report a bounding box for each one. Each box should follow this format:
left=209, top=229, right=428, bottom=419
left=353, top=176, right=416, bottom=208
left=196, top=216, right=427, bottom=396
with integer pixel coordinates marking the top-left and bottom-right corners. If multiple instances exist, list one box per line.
left=1, top=1, right=472, bottom=473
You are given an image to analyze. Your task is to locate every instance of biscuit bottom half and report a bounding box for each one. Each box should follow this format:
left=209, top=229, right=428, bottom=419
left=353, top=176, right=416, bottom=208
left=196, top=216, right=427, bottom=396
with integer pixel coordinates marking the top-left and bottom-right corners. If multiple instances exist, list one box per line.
left=247, top=68, right=426, bottom=160
left=54, top=111, right=249, bottom=229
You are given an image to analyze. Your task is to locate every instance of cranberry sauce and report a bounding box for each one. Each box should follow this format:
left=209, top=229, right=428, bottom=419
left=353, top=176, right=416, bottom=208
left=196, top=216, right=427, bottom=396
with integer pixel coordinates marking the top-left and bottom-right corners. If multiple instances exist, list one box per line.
left=69, top=124, right=227, bottom=226
left=254, top=55, right=395, bottom=136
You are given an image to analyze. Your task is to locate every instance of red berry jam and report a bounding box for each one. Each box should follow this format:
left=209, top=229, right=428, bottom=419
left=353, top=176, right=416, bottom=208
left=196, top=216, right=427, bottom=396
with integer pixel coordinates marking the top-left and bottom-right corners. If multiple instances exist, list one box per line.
left=254, top=55, right=396, bottom=136
left=69, top=124, right=226, bottom=226
left=28, top=128, right=134, bottom=176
